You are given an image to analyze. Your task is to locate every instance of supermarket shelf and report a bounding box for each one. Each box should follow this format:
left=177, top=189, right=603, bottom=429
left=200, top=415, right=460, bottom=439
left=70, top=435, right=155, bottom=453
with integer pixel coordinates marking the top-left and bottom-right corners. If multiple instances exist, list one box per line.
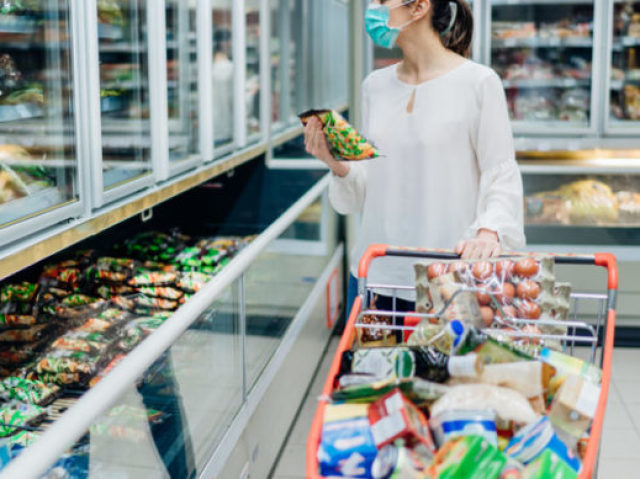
left=0, top=17, right=37, bottom=34
left=612, top=36, right=640, bottom=50
left=503, top=78, right=590, bottom=89
left=519, top=157, right=640, bottom=175
left=492, top=37, right=592, bottom=49
left=610, top=77, right=640, bottom=91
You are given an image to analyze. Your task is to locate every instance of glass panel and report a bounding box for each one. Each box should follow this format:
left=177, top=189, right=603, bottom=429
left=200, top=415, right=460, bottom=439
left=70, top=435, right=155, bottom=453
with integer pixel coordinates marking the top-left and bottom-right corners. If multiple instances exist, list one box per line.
left=490, top=1, right=594, bottom=127
left=270, top=0, right=283, bottom=130
left=98, top=0, right=152, bottom=190
left=246, top=0, right=261, bottom=141
left=166, top=0, right=199, bottom=164
left=212, top=0, right=234, bottom=149
left=0, top=0, right=77, bottom=227
left=244, top=194, right=337, bottom=391
left=523, top=172, right=640, bottom=245
left=287, top=0, right=302, bottom=121
left=610, top=1, right=640, bottom=125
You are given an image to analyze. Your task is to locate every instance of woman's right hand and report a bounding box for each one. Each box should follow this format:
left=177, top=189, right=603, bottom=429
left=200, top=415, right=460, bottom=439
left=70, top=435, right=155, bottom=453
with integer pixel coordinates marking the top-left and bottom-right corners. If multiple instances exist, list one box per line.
left=304, top=117, right=350, bottom=177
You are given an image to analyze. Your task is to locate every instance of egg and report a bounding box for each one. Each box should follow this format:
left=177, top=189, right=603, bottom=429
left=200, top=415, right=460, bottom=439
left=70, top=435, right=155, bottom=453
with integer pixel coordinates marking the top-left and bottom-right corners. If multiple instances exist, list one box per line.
left=515, top=257, right=540, bottom=278
left=520, top=324, right=542, bottom=345
left=427, top=262, right=448, bottom=280
left=495, top=260, right=515, bottom=280
left=476, top=291, right=491, bottom=306
left=497, top=305, right=517, bottom=319
left=449, top=261, right=470, bottom=276
left=517, top=280, right=541, bottom=300
left=490, top=282, right=515, bottom=304
left=480, top=306, right=495, bottom=327
left=472, top=261, right=493, bottom=281
left=517, top=300, right=541, bottom=319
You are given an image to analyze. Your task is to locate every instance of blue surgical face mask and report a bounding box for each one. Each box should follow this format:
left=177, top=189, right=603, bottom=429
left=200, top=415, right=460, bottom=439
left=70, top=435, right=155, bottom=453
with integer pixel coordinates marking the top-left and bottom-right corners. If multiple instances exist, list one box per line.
left=365, top=1, right=416, bottom=49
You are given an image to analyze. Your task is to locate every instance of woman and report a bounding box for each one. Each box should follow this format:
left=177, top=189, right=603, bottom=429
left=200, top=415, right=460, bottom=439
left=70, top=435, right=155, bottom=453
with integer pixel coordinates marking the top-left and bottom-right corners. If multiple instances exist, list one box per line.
left=305, top=0, right=525, bottom=314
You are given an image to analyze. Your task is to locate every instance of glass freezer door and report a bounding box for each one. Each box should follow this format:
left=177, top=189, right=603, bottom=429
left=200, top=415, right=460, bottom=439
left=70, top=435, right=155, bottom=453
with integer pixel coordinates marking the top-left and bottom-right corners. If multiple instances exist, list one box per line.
left=608, top=0, right=640, bottom=132
left=165, top=0, right=199, bottom=170
left=212, top=0, right=235, bottom=151
left=97, top=0, right=152, bottom=194
left=245, top=0, right=262, bottom=142
left=489, top=0, right=596, bottom=134
left=0, top=0, right=80, bottom=233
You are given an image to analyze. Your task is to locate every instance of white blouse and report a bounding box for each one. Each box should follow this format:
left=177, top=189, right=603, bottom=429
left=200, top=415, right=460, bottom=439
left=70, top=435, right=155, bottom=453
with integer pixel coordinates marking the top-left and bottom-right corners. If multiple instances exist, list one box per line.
left=329, top=61, right=526, bottom=300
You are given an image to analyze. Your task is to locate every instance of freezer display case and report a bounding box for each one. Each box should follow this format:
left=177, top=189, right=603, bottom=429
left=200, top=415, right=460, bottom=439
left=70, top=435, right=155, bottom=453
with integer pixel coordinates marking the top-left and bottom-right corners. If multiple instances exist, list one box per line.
left=0, top=0, right=79, bottom=234
left=608, top=0, right=640, bottom=131
left=488, top=0, right=597, bottom=134
left=97, top=0, right=152, bottom=194
left=522, top=162, right=640, bottom=246
left=165, top=0, right=199, bottom=169
left=212, top=0, right=234, bottom=150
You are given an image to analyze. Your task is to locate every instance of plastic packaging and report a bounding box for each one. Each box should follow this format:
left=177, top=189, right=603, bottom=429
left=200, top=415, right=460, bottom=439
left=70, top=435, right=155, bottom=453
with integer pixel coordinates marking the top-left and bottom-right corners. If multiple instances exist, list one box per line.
left=430, top=409, right=498, bottom=447
left=299, top=109, right=380, bottom=161
left=521, top=449, right=578, bottom=479
left=0, top=377, right=60, bottom=406
left=0, top=402, right=45, bottom=437
left=427, top=435, right=507, bottom=479
left=430, top=384, right=539, bottom=424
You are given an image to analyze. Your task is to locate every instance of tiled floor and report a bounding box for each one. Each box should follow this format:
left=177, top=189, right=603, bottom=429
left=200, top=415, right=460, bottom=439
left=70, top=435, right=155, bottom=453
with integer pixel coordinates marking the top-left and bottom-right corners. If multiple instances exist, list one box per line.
left=272, top=340, right=640, bottom=479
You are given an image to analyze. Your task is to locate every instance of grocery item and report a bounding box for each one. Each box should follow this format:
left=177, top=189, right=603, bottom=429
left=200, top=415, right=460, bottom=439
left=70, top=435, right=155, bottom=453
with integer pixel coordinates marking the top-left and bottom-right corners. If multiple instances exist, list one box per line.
left=427, top=435, right=507, bottom=479
left=0, top=377, right=60, bottom=406
left=371, top=444, right=430, bottom=478
left=557, top=180, right=619, bottom=225
left=417, top=270, right=482, bottom=326
left=616, top=191, right=640, bottom=223
left=549, top=374, right=600, bottom=444
left=0, top=282, right=38, bottom=303
left=333, top=376, right=449, bottom=406
left=521, top=449, right=578, bottom=479
left=318, top=403, right=378, bottom=478
left=505, top=417, right=581, bottom=473
left=357, top=313, right=396, bottom=347
left=624, top=84, right=640, bottom=120
left=368, top=389, right=435, bottom=452
left=0, top=315, right=38, bottom=329
left=538, top=347, right=602, bottom=398
left=136, top=286, right=183, bottom=300
left=430, top=409, right=498, bottom=447
left=0, top=324, right=51, bottom=343
left=50, top=330, right=113, bottom=355
left=299, top=109, right=380, bottom=161
left=176, top=272, right=211, bottom=293
left=0, top=402, right=45, bottom=437
left=430, top=384, right=539, bottom=424
left=89, top=354, right=126, bottom=387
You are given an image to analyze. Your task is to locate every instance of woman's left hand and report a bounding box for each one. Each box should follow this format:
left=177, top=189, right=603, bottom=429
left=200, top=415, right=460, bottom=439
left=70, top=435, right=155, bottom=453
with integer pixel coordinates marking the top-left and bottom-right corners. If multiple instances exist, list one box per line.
left=455, top=229, right=502, bottom=260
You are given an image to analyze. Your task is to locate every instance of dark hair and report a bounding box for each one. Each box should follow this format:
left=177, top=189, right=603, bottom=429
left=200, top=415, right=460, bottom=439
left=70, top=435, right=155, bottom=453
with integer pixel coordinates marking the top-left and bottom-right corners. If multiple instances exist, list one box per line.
left=430, top=0, right=474, bottom=57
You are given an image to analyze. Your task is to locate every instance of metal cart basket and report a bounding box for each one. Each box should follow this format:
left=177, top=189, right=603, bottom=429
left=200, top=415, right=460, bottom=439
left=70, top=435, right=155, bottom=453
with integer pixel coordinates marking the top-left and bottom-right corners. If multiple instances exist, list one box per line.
left=307, top=244, right=618, bottom=479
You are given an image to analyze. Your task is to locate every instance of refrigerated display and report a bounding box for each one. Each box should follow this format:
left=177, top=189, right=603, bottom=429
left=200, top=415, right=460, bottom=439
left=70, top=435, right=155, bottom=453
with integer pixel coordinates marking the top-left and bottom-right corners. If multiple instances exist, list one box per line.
left=488, top=1, right=596, bottom=132
left=246, top=0, right=261, bottom=141
left=212, top=0, right=234, bottom=149
left=165, top=0, right=199, bottom=166
left=97, top=0, right=152, bottom=191
left=0, top=0, right=78, bottom=229
left=609, top=0, right=640, bottom=127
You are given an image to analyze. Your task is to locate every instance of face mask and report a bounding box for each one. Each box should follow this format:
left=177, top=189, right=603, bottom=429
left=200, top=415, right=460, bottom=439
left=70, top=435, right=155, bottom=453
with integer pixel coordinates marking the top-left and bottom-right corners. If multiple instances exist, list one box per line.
left=365, top=1, right=416, bottom=49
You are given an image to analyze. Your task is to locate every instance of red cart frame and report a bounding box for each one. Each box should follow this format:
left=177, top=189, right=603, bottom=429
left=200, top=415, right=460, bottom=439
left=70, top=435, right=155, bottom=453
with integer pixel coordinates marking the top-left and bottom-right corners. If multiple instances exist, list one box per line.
left=307, top=244, right=618, bottom=479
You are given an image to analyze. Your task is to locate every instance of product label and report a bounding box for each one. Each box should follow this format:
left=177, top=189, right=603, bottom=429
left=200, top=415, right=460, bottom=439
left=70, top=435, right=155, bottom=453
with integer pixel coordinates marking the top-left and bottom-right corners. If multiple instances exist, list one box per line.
left=447, top=353, right=480, bottom=378
left=371, top=411, right=406, bottom=446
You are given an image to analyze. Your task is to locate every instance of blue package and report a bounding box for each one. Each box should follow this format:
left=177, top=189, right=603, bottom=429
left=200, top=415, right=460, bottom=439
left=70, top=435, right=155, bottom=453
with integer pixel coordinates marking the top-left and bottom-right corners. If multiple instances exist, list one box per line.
left=430, top=410, right=498, bottom=447
left=505, top=416, right=581, bottom=473
left=318, top=404, right=378, bottom=478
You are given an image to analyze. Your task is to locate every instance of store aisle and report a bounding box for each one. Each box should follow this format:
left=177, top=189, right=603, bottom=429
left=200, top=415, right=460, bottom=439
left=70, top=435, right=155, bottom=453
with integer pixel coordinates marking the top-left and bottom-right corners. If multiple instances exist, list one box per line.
left=272, top=342, right=640, bottom=478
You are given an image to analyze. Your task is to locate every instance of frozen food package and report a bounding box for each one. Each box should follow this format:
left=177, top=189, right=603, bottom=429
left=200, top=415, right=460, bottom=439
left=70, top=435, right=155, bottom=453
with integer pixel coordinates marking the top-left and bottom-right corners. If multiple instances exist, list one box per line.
left=299, top=109, right=380, bottom=161
left=176, top=271, right=211, bottom=293
left=0, top=376, right=60, bottom=406
left=0, top=282, right=39, bottom=303
left=0, top=402, right=45, bottom=437
left=0, top=324, right=52, bottom=343
left=332, top=376, right=449, bottom=406
left=430, top=384, right=539, bottom=424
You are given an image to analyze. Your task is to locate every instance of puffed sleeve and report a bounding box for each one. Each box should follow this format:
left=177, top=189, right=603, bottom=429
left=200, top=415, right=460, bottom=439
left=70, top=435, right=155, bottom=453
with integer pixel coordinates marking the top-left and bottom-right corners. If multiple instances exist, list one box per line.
left=464, top=71, right=526, bottom=250
left=328, top=79, right=369, bottom=215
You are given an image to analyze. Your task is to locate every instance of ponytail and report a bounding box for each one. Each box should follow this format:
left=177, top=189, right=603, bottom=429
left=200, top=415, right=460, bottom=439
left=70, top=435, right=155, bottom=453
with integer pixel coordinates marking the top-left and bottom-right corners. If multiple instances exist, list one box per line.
left=431, top=0, right=473, bottom=57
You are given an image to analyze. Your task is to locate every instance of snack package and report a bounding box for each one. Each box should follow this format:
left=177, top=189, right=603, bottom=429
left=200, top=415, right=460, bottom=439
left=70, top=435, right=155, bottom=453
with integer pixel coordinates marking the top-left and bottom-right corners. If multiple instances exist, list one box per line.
left=0, top=377, right=60, bottom=406
left=430, top=384, right=539, bottom=425
left=0, top=314, right=39, bottom=330
left=318, top=403, right=378, bottom=478
left=521, top=449, right=578, bottom=479
left=505, top=417, right=581, bottom=472
left=427, top=435, right=507, bottom=479
left=538, top=348, right=602, bottom=398
left=333, top=376, right=449, bottom=406
left=0, top=282, right=39, bottom=303
left=89, top=354, right=126, bottom=387
left=0, top=402, right=45, bottom=437
left=299, top=109, right=380, bottom=161
left=136, top=286, right=183, bottom=301
left=357, top=313, right=397, bottom=347
left=430, top=409, right=498, bottom=447
left=0, top=324, right=51, bottom=343
left=49, top=330, right=114, bottom=355
left=368, top=389, right=436, bottom=452
left=27, top=372, right=82, bottom=386
left=549, top=374, right=600, bottom=444
left=176, top=272, right=211, bottom=293
left=127, top=271, right=177, bottom=287
left=95, top=284, right=136, bottom=299
left=33, top=349, right=100, bottom=385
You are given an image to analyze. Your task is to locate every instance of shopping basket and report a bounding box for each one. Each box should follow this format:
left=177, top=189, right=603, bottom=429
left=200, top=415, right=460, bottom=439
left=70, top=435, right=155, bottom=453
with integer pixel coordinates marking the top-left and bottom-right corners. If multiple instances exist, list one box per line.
left=306, top=244, right=618, bottom=479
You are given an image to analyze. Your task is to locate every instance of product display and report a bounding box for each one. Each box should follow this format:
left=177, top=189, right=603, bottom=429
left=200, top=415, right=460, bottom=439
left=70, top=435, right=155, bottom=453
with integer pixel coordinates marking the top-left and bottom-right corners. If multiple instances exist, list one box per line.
left=299, top=109, right=380, bottom=161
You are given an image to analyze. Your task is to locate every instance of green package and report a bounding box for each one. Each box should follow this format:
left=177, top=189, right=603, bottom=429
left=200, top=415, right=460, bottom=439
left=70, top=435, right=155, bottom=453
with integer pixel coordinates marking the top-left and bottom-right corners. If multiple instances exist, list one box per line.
left=299, top=109, right=380, bottom=161
left=522, top=449, right=578, bottom=479
left=0, top=403, right=45, bottom=437
left=0, top=377, right=60, bottom=406
left=429, top=435, right=507, bottom=479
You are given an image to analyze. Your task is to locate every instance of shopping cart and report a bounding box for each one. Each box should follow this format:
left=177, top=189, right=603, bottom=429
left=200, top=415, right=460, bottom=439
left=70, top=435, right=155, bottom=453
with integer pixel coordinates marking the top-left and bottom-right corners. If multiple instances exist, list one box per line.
left=307, top=244, right=618, bottom=479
